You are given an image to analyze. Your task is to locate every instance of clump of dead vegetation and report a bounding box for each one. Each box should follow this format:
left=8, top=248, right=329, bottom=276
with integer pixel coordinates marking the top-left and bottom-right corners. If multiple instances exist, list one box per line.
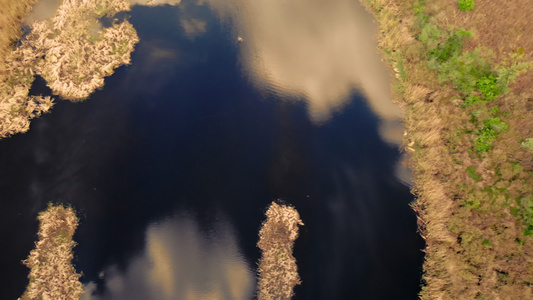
left=19, top=0, right=138, bottom=100
left=257, top=202, right=304, bottom=300
left=359, top=0, right=533, bottom=299
left=0, top=0, right=138, bottom=139
left=19, top=204, right=83, bottom=300
left=0, top=0, right=44, bottom=138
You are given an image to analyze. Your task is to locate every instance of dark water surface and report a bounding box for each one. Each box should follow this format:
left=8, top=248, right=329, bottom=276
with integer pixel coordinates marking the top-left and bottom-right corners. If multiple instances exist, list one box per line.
left=0, top=1, right=423, bottom=299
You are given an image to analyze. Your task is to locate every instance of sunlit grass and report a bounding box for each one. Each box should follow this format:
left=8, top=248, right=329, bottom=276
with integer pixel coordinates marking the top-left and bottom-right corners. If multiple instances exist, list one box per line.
left=257, top=201, right=304, bottom=300
left=359, top=0, right=533, bottom=298
left=19, top=204, right=83, bottom=300
left=0, top=0, right=139, bottom=139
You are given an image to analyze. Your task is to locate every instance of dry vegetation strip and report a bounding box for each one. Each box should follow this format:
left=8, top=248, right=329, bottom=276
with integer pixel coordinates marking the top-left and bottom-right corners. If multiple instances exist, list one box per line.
left=257, top=202, right=304, bottom=300
left=19, top=204, right=83, bottom=300
left=0, top=0, right=138, bottom=139
left=359, top=0, right=533, bottom=299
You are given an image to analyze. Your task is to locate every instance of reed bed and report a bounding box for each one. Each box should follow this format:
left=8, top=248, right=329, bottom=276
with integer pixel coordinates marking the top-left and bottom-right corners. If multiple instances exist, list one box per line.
left=257, top=202, right=304, bottom=300
left=0, top=0, right=138, bottom=138
left=359, top=0, right=533, bottom=298
left=19, top=204, right=83, bottom=300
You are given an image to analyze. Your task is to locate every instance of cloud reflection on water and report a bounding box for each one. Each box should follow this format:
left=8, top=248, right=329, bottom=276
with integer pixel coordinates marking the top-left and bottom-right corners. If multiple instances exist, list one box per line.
left=205, top=0, right=412, bottom=184
left=82, top=214, right=255, bottom=300
left=206, top=0, right=401, bottom=125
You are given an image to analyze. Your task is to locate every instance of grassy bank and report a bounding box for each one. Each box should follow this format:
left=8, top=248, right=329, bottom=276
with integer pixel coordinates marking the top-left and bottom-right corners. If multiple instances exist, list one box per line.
left=0, top=0, right=138, bottom=139
left=358, top=0, right=533, bottom=298
left=19, top=204, right=83, bottom=300
left=257, top=202, right=304, bottom=300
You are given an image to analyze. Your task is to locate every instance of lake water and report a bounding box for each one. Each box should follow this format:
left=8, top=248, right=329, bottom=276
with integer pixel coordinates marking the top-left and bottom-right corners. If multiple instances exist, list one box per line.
left=0, top=1, right=423, bottom=299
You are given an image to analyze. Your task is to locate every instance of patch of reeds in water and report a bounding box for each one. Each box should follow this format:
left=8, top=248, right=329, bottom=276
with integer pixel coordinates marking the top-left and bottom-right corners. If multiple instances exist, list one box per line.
left=0, top=0, right=138, bottom=139
left=19, top=204, right=83, bottom=300
left=257, top=202, right=304, bottom=300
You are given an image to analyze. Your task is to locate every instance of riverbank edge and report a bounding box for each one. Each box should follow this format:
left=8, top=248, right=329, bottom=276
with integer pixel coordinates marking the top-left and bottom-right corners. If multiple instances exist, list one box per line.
left=358, top=0, right=532, bottom=298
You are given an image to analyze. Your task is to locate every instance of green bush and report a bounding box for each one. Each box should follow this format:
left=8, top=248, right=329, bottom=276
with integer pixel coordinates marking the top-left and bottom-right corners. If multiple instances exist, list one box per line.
left=474, top=117, right=508, bottom=153
left=429, top=29, right=471, bottom=62
left=458, top=0, right=475, bottom=12
left=433, top=49, right=491, bottom=93
left=419, top=23, right=444, bottom=50
left=464, top=94, right=483, bottom=106
left=496, top=59, right=532, bottom=93
left=476, top=74, right=501, bottom=101
left=521, top=138, right=533, bottom=152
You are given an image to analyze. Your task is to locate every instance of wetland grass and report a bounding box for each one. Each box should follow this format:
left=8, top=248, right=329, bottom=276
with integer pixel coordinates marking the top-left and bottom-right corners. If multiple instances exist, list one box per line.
left=257, top=202, right=304, bottom=300
left=359, top=0, right=533, bottom=298
left=19, top=204, right=83, bottom=300
left=0, top=0, right=138, bottom=139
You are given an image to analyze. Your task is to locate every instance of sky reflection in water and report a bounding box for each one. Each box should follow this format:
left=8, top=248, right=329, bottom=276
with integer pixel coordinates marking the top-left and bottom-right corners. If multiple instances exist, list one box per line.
left=1, top=0, right=422, bottom=299
left=26, top=0, right=403, bottom=142
left=205, top=0, right=410, bottom=182
left=82, top=214, right=255, bottom=300
left=207, top=0, right=401, bottom=124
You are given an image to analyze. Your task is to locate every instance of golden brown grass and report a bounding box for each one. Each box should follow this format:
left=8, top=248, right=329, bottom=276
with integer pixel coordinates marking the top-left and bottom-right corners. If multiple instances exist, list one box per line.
left=20, top=0, right=137, bottom=100
left=0, top=0, right=138, bottom=139
left=0, top=0, right=45, bottom=138
left=257, top=202, right=304, bottom=300
left=359, top=0, right=533, bottom=299
left=0, top=0, right=38, bottom=63
left=19, top=204, right=83, bottom=300
left=425, top=0, right=533, bottom=93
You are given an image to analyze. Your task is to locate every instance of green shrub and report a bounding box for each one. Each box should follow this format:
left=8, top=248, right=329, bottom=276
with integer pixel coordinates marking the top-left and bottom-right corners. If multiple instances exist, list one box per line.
left=476, top=74, right=501, bottom=101
left=496, top=60, right=532, bottom=93
left=433, top=49, right=491, bottom=93
left=474, top=117, right=508, bottom=153
left=419, top=23, right=444, bottom=50
left=458, top=0, right=475, bottom=12
left=521, top=138, right=533, bottom=152
left=429, top=29, right=471, bottom=62
left=413, top=1, right=429, bottom=27
left=463, top=94, right=483, bottom=106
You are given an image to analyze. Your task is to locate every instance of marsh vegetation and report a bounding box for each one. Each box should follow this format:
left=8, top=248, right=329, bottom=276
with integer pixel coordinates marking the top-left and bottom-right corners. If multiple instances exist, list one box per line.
left=19, top=204, right=83, bottom=300
left=360, top=0, right=533, bottom=298
left=257, top=202, right=304, bottom=300
left=0, top=0, right=138, bottom=139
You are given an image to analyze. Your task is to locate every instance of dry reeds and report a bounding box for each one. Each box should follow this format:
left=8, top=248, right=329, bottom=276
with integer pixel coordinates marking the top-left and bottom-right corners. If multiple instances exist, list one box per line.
left=19, top=0, right=138, bottom=100
left=19, top=204, right=83, bottom=300
left=359, top=0, right=533, bottom=298
left=0, top=0, right=138, bottom=139
left=257, top=202, right=304, bottom=300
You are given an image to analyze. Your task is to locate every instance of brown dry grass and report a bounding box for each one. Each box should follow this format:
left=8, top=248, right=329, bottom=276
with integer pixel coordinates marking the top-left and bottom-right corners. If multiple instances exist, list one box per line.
left=0, top=0, right=38, bottom=64
left=360, top=0, right=533, bottom=299
left=0, top=0, right=138, bottom=139
left=0, top=0, right=45, bottom=138
left=19, top=204, right=83, bottom=300
left=257, top=202, right=304, bottom=300
left=20, top=0, right=137, bottom=100
left=425, top=0, right=533, bottom=93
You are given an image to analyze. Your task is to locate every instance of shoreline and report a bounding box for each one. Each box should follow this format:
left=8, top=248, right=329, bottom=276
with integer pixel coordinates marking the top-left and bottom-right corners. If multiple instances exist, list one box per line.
left=358, top=0, right=533, bottom=298
left=2, top=0, right=531, bottom=299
